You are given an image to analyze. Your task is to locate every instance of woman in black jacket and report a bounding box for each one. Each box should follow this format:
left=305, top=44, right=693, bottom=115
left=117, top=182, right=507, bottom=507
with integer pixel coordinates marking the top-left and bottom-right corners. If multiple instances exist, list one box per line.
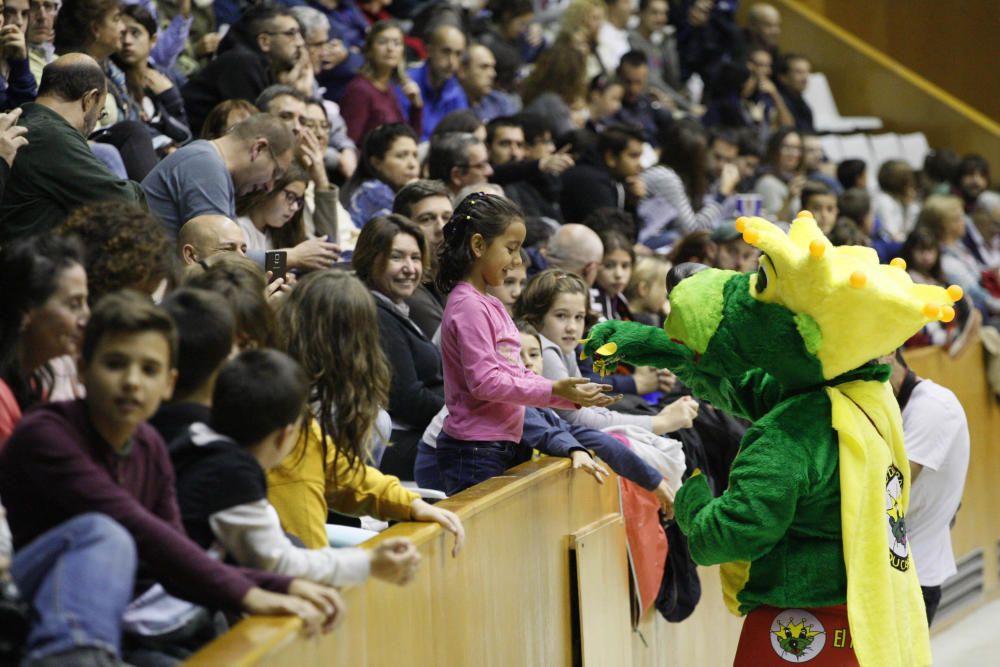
left=353, top=214, right=444, bottom=480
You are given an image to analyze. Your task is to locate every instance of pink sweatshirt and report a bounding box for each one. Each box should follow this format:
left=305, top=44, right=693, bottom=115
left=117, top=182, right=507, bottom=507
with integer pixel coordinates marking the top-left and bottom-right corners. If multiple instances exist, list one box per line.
left=440, top=282, right=573, bottom=442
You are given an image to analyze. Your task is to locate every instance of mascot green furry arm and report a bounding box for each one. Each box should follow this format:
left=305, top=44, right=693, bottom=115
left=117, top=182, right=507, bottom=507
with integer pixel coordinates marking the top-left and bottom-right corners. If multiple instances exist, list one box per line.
left=583, top=213, right=963, bottom=666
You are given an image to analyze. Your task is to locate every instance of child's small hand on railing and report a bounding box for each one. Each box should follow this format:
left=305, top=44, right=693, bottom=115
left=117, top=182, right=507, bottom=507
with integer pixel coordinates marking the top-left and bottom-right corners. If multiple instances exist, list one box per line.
left=552, top=377, right=621, bottom=407
left=570, top=450, right=608, bottom=484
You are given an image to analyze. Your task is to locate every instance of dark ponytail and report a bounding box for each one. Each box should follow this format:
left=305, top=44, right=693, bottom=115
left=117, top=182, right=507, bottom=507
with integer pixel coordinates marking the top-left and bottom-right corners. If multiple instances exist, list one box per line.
left=435, top=193, right=524, bottom=294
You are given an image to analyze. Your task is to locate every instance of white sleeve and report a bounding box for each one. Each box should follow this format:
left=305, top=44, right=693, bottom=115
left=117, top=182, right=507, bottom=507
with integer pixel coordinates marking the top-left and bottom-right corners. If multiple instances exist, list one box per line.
left=556, top=405, right=654, bottom=432
left=902, top=383, right=967, bottom=472
left=209, top=500, right=371, bottom=586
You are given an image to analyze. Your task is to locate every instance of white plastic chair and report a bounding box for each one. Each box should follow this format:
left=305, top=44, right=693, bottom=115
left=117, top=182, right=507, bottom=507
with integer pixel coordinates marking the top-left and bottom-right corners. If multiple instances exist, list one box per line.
left=803, top=73, right=883, bottom=133
left=819, top=134, right=843, bottom=163
left=837, top=134, right=878, bottom=191
left=899, top=132, right=931, bottom=171
left=869, top=133, right=905, bottom=166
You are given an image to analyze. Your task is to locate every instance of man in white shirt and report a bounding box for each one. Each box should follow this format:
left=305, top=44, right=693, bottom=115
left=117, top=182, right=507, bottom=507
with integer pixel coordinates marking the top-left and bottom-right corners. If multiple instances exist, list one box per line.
left=597, top=0, right=633, bottom=72
left=885, top=349, right=970, bottom=625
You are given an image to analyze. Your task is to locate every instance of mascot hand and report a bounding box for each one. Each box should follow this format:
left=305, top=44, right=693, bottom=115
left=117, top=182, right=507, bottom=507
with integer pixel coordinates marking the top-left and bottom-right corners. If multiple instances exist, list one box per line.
left=581, top=320, right=639, bottom=370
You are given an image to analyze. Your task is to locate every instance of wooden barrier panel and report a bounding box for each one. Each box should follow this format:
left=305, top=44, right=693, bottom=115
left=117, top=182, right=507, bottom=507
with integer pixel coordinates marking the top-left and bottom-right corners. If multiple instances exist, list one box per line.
left=749, top=0, right=1000, bottom=169
left=189, top=339, right=999, bottom=666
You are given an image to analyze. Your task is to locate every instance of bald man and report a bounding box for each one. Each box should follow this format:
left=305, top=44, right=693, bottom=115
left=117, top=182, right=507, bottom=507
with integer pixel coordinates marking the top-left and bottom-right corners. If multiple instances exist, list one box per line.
left=178, top=215, right=248, bottom=265
left=401, top=24, right=469, bottom=140
left=747, top=3, right=781, bottom=55
left=0, top=53, right=146, bottom=241
left=544, top=224, right=604, bottom=287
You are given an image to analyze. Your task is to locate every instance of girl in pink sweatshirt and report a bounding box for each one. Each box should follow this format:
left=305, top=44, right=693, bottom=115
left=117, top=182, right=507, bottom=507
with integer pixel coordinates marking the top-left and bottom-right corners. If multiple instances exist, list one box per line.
left=433, top=193, right=617, bottom=494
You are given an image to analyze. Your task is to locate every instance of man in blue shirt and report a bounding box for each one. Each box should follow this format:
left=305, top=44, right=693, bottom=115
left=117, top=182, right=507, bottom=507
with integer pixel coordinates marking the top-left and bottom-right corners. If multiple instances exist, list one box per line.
left=398, top=24, right=467, bottom=141
left=459, top=44, right=518, bottom=123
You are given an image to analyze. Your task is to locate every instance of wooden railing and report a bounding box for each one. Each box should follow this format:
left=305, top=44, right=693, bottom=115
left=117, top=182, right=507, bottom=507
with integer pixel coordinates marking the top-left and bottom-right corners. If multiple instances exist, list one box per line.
left=188, top=340, right=999, bottom=665
left=757, top=0, right=1000, bottom=168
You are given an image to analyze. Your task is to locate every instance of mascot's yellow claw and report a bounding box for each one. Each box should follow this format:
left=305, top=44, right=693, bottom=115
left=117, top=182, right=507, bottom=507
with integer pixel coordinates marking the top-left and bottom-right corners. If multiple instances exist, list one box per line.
left=849, top=271, right=867, bottom=288
left=922, top=303, right=940, bottom=319
left=890, top=258, right=906, bottom=270
left=595, top=342, right=618, bottom=357
left=743, top=229, right=761, bottom=244
left=808, top=240, right=825, bottom=257
left=940, top=305, right=956, bottom=323
left=946, top=285, right=964, bottom=302
left=797, top=210, right=814, bottom=219
left=735, top=217, right=748, bottom=232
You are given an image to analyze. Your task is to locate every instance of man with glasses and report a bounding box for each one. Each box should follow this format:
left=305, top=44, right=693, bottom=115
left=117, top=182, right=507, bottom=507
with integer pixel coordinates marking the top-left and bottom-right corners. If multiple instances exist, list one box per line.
left=0, top=0, right=35, bottom=110
left=426, top=131, right=493, bottom=197
left=182, top=5, right=305, bottom=135
left=0, top=53, right=145, bottom=241
left=141, top=111, right=295, bottom=268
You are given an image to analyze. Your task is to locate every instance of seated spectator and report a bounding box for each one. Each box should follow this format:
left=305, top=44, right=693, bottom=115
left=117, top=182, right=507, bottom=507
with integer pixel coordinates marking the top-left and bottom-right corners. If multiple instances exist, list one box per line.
left=920, top=194, right=1000, bottom=320
left=705, top=127, right=738, bottom=190
left=901, top=225, right=947, bottom=288
left=970, top=193, right=1000, bottom=268
left=26, top=0, right=59, bottom=84
left=270, top=270, right=464, bottom=552
left=921, top=148, right=960, bottom=197
left=560, top=124, right=644, bottom=224
left=596, top=0, right=631, bottom=74
left=705, top=47, right=793, bottom=145
left=0, top=291, right=343, bottom=666
left=458, top=43, right=517, bottom=123
left=673, top=0, right=741, bottom=83
left=801, top=180, right=838, bottom=234
left=873, top=159, right=920, bottom=242
left=392, top=178, right=453, bottom=339
left=838, top=187, right=875, bottom=238
left=775, top=52, right=813, bottom=133
left=427, top=130, right=493, bottom=197
left=353, top=215, right=443, bottom=479
left=0, top=0, right=36, bottom=110
left=476, top=0, right=544, bottom=95
left=172, top=347, right=422, bottom=587
left=801, top=132, right=841, bottom=193
left=828, top=217, right=868, bottom=247
left=836, top=157, right=867, bottom=192
left=396, top=24, right=466, bottom=141
left=951, top=153, right=990, bottom=214
left=114, top=3, right=192, bottom=154
left=0, top=54, right=146, bottom=242
left=734, top=127, right=762, bottom=191
left=558, top=0, right=605, bottom=81
left=148, top=287, right=235, bottom=445
left=302, top=95, right=357, bottom=182
left=254, top=86, right=340, bottom=241
left=342, top=123, right=418, bottom=228
left=57, top=200, right=173, bottom=304
left=640, top=119, right=737, bottom=249
left=0, top=235, right=87, bottom=441
left=177, top=215, right=248, bottom=265
left=520, top=31, right=588, bottom=137
left=625, top=256, right=670, bottom=326
left=705, top=219, right=759, bottom=271
left=142, top=113, right=295, bottom=242
left=753, top=127, right=804, bottom=221
left=541, top=223, right=604, bottom=285
left=184, top=257, right=278, bottom=351
left=356, top=0, right=425, bottom=60
left=182, top=4, right=305, bottom=135
left=628, top=0, right=687, bottom=109
left=592, top=228, right=635, bottom=322
left=55, top=0, right=162, bottom=181
left=486, top=248, right=529, bottom=317
left=585, top=73, right=624, bottom=133
left=341, top=20, right=422, bottom=146
left=486, top=115, right=525, bottom=165
left=613, top=50, right=674, bottom=145
left=428, top=108, right=487, bottom=143
left=200, top=98, right=257, bottom=140
left=739, top=2, right=782, bottom=62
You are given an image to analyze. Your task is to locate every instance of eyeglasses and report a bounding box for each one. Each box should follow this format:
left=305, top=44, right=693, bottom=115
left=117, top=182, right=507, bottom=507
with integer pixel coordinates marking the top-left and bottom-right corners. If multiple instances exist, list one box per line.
left=282, top=189, right=305, bottom=209
left=28, top=0, right=60, bottom=15
left=306, top=39, right=331, bottom=49
left=260, top=28, right=302, bottom=39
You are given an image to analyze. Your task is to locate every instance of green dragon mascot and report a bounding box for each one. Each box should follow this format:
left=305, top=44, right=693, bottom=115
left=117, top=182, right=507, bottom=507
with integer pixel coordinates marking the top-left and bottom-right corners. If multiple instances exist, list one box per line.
left=584, top=213, right=961, bottom=666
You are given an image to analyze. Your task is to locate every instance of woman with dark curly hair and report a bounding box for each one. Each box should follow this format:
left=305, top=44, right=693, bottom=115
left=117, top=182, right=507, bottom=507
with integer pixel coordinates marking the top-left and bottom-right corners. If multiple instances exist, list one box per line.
left=57, top=200, right=177, bottom=304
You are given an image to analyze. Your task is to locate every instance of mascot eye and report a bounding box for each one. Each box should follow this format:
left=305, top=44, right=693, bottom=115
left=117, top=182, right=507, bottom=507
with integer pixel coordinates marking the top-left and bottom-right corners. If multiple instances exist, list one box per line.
left=756, top=264, right=769, bottom=292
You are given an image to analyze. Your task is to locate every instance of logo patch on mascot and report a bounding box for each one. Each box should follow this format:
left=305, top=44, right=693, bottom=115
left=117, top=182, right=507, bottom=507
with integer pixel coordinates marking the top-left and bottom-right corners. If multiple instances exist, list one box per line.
left=885, top=464, right=909, bottom=572
left=770, top=610, right=826, bottom=662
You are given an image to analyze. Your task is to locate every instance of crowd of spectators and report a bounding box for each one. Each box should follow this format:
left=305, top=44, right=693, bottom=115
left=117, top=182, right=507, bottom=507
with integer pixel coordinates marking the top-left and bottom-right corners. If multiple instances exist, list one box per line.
left=0, top=0, right=992, bottom=664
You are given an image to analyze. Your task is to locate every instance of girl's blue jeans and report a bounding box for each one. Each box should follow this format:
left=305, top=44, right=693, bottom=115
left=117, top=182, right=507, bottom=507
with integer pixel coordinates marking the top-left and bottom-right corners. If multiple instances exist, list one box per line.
left=434, top=432, right=518, bottom=496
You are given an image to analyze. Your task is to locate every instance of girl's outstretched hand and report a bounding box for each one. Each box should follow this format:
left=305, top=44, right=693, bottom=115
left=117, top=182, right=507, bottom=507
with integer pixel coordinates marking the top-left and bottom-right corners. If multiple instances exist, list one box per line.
left=552, top=377, right=621, bottom=407
left=570, top=450, right=608, bottom=484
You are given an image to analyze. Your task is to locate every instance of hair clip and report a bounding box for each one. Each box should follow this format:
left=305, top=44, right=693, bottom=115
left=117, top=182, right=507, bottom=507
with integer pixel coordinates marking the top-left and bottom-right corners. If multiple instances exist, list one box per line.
left=466, top=215, right=471, bottom=220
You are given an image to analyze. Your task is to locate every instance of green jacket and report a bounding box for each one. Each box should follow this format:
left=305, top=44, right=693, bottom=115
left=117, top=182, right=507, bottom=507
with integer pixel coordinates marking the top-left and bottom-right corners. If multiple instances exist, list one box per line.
left=0, top=103, right=145, bottom=242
